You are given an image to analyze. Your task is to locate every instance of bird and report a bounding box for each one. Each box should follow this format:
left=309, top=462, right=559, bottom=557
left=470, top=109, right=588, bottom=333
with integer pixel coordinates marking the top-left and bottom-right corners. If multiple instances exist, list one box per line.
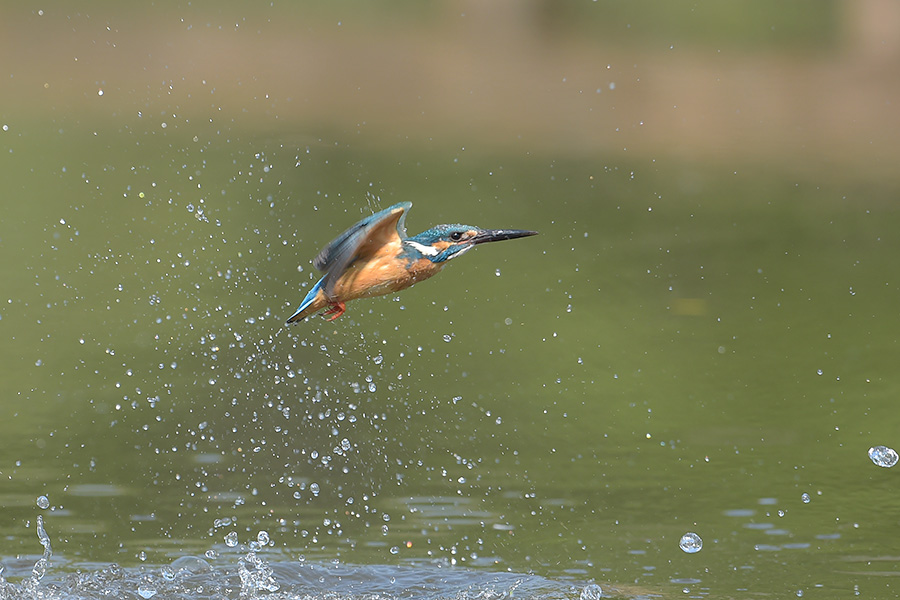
left=286, top=202, right=537, bottom=323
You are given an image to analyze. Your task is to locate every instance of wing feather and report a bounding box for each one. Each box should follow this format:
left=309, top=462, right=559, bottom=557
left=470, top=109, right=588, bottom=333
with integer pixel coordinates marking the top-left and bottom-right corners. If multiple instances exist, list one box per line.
left=313, top=202, right=411, bottom=298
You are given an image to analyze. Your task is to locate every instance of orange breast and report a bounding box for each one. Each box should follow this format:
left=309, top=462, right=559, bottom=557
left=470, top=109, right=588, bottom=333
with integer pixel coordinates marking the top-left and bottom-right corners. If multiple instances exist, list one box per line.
left=331, top=251, right=443, bottom=301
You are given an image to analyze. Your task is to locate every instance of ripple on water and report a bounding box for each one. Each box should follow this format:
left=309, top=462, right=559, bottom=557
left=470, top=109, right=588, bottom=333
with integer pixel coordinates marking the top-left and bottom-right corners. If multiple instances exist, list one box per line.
left=0, top=560, right=619, bottom=600
left=67, top=484, right=126, bottom=497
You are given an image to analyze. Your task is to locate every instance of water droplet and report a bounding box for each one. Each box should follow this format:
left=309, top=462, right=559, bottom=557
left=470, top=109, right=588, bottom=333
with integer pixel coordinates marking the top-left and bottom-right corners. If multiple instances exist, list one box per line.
left=257, top=530, right=270, bottom=546
left=679, top=532, right=702, bottom=553
left=310, top=482, right=320, bottom=496
left=36, top=495, right=49, bottom=509
left=580, top=583, right=603, bottom=600
left=224, top=531, right=239, bottom=547
left=801, top=492, right=811, bottom=504
left=868, top=445, right=899, bottom=468
left=389, top=546, right=399, bottom=555
left=442, top=334, right=452, bottom=343
left=137, top=587, right=157, bottom=599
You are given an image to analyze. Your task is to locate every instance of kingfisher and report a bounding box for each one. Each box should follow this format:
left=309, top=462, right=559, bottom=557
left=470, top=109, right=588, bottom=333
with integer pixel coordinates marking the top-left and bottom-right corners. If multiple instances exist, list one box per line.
left=286, top=202, right=537, bottom=323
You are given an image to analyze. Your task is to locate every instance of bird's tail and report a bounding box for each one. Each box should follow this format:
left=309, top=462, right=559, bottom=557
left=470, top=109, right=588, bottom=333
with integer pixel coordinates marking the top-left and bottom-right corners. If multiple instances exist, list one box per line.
left=286, top=277, right=327, bottom=324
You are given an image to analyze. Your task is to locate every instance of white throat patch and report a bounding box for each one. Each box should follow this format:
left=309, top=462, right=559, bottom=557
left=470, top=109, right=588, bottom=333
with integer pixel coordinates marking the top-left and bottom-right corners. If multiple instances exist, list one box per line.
left=445, top=244, right=474, bottom=260
left=405, top=240, right=440, bottom=257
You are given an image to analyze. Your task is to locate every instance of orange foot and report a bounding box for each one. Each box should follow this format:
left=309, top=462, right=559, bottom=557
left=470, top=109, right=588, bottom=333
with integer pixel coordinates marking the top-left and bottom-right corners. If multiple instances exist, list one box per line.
left=321, top=301, right=346, bottom=321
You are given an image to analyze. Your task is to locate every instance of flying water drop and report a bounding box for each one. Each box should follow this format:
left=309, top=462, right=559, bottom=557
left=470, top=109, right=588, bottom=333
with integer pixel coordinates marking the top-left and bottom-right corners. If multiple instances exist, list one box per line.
left=679, top=532, right=702, bottom=553
left=868, top=445, right=898, bottom=468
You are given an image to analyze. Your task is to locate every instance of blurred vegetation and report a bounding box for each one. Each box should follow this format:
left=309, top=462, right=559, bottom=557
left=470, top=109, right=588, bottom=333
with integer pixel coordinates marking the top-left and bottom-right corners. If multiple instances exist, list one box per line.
left=544, top=0, right=839, bottom=50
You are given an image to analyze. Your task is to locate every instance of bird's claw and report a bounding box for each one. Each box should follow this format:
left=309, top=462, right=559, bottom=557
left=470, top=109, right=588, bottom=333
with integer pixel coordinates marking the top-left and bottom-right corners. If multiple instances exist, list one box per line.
left=321, top=302, right=346, bottom=321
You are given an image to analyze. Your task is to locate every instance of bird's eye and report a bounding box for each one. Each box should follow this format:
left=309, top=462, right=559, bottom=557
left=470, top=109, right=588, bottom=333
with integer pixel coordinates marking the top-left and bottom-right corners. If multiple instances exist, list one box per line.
left=449, top=231, right=463, bottom=241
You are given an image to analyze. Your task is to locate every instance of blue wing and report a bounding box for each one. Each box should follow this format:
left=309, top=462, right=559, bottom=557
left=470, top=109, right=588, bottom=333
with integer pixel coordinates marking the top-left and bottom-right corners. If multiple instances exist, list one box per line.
left=313, top=202, right=411, bottom=297
left=286, top=276, right=326, bottom=323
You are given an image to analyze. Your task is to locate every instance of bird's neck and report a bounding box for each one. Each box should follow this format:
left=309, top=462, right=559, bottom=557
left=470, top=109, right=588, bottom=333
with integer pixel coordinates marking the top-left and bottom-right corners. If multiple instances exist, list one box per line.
left=402, top=239, right=441, bottom=260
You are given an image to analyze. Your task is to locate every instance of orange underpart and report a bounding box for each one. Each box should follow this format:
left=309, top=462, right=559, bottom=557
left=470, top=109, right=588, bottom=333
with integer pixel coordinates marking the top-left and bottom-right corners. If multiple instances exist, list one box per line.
left=321, top=301, right=346, bottom=321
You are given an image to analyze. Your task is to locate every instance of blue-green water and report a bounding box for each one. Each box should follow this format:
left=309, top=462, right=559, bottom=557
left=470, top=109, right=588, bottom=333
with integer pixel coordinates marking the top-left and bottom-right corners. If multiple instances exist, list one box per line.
left=4, top=121, right=900, bottom=598
left=3, top=3, right=900, bottom=599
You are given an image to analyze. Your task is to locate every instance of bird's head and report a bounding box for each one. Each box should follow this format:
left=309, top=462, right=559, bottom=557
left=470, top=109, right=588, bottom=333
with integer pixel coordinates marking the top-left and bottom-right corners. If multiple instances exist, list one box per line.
left=404, top=224, right=538, bottom=263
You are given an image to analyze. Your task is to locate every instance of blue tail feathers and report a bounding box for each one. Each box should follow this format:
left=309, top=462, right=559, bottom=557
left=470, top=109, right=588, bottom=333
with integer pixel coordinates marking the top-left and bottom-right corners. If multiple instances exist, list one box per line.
left=286, top=277, right=326, bottom=323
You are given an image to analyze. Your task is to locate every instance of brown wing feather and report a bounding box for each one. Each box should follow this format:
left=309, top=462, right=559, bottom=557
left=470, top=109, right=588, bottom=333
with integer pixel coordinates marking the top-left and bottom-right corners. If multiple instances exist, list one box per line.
left=314, top=203, right=411, bottom=298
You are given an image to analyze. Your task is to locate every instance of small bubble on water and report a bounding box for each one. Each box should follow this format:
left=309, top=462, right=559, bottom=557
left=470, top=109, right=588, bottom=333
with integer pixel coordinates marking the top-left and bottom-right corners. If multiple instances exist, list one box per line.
left=36, top=495, right=49, bottom=509
left=580, top=583, right=603, bottom=600
left=224, top=531, right=239, bottom=547
left=137, top=587, right=157, bottom=599
left=801, top=492, right=811, bottom=504
left=679, top=532, right=702, bottom=553
left=868, top=445, right=899, bottom=468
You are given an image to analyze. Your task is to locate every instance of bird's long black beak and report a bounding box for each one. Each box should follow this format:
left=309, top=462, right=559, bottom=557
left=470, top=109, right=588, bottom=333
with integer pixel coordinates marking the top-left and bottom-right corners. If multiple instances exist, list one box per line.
left=472, top=229, right=539, bottom=244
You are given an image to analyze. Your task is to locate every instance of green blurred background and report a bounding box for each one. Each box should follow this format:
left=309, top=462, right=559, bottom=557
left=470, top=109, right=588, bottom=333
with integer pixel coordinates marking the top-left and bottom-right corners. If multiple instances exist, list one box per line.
left=2, top=2, right=900, bottom=598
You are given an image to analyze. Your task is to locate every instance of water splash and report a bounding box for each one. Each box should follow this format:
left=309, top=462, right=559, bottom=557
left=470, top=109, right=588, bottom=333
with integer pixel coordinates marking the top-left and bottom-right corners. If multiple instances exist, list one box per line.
left=238, top=551, right=280, bottom=594
left=236, top=532, right=280, bottom=593
left=31, top=515, right=53, bottom=583
left=0, top=556, right=607, bottom=600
